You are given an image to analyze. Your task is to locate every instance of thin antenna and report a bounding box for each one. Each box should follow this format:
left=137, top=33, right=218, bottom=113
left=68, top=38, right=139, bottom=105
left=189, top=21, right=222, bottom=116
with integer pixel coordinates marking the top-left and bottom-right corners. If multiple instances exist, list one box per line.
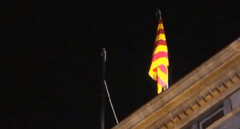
left=104, top=80, right=119, bottom=124
left=101, top=48, right=119, bottom=128
left=100, top=48, right=106, bottom=129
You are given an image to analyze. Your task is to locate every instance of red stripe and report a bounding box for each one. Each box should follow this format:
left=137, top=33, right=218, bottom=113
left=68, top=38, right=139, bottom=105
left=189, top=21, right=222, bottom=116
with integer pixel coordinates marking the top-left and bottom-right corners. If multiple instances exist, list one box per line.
left=152, top=64, right=167, bottom=74
left=157, top=76, right=167, bottom=86
left=153, top=68, right=157, bottom=72
left=155, top=40, right=167, bottom=47
left=152, top=52, right=168, bottom=62
left=159, top=65, right=167, bottom=74
left=157, top=29, right=165, bottom=35
left=158, top=19, right=163, bottom=24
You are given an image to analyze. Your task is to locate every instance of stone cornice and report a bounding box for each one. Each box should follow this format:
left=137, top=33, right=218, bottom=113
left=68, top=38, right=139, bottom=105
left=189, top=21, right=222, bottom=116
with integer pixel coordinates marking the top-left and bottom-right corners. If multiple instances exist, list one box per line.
left=112, top=37, right=240, bottom=129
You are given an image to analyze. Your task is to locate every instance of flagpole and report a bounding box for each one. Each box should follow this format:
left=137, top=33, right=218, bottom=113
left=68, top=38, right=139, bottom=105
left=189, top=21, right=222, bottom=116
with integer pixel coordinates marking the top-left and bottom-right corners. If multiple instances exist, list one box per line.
left=156, top=8, right=162, bottom=19
left=100, top=48, right=119, bottom=129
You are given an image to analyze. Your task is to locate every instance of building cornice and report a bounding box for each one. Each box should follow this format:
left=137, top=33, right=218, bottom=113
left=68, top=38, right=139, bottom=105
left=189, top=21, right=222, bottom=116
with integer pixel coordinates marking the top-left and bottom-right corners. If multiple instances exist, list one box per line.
left=112, top=37, right=240, bottom=129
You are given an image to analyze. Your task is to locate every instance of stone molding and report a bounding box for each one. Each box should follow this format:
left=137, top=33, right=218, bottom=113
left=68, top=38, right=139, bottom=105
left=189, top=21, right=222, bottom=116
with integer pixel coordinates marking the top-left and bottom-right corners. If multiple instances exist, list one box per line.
left=112, top=37, right=240, bottom=129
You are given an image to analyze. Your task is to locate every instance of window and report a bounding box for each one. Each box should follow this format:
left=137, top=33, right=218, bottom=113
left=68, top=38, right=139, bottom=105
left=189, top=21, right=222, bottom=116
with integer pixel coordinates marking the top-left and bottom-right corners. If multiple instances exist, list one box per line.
left=199, top=108, right=224, bottom=129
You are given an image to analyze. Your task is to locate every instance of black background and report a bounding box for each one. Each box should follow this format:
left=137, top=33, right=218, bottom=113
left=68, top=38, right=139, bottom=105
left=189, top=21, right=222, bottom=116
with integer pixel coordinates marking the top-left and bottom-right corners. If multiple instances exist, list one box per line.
left=3, top=0, right=239, bottom=129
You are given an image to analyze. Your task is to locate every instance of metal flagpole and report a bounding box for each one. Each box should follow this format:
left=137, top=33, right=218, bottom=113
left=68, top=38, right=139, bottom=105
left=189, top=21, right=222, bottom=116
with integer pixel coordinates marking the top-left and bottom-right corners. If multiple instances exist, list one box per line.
left=156, top=8, right=162, bottom=19
left=101, top=48, right=119, bottom=129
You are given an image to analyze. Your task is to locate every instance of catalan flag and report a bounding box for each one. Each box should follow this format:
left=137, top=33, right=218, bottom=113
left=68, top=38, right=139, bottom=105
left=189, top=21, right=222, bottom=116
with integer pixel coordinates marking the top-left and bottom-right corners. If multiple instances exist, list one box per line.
left=149, top=17, right=169, bottom=94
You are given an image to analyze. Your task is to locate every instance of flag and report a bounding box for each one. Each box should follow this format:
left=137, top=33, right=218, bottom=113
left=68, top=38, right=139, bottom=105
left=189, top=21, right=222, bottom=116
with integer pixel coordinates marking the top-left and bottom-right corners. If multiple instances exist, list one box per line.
left=149, top=18, right=169, bottom=94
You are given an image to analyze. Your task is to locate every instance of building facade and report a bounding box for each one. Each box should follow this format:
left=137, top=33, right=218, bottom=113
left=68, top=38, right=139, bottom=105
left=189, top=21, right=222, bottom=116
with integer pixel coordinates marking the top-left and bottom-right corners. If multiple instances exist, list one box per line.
left=112, top=37, right=240, bottom=129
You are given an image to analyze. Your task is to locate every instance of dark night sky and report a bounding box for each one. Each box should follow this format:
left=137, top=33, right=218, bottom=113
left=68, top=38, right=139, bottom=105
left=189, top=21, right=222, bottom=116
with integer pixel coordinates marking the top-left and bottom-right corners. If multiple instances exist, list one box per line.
left=4, top=0, right=239, bottom=129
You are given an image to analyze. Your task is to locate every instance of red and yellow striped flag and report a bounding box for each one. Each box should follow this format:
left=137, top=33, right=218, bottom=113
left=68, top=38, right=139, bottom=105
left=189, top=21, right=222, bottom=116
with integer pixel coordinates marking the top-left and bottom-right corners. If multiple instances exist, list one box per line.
left=149, top=18, right=169, bottom=94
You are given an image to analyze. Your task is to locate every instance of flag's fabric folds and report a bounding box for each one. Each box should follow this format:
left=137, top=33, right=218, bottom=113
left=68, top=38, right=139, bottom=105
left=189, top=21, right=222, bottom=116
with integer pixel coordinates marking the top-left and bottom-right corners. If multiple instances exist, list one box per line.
left=149, top=18, right=169, bottom=94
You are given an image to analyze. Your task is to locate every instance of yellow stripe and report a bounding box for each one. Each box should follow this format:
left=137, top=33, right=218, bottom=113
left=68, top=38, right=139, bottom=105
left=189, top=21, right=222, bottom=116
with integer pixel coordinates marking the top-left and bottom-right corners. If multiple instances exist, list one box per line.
left=149, top=58, right=169, bottom=80
left=149, top=66, right=168, bottom=84
left=157, top=67, right=168, bottom=83
left=153, top=45, right=168, bottom=54
left=157, top=23, right=164, bottom=30
left=155, top=34, right=166, bottom=42
left=158, top=85, right=167, bottom=94
left=149, top=70, right=157, bottom=80
left=149, top=57, right=169, bottom=71
left=157, top=83, right=163, bottom=94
